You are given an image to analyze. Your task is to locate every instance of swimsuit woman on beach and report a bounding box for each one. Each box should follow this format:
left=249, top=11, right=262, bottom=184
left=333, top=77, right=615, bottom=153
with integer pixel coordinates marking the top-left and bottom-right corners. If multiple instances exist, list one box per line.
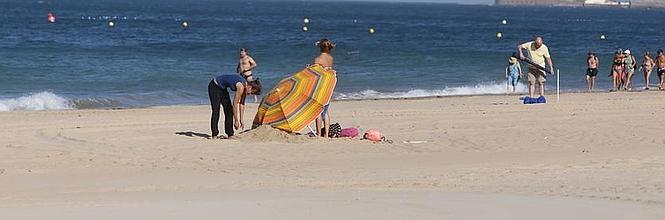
left=623, top=50, right=637, bottom=91
left=208, top=74, right=261, bottom=139
left=312, top=38, right=336, bottom=138
left=611, top=52, right=624, bottom=92
left=641, top=52, right=655, bottom=90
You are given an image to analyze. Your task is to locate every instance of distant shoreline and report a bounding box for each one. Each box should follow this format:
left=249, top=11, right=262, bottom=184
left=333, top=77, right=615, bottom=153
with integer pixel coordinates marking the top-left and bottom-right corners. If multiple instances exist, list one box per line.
left=1, top=89, right=652, bottom=112
left=494, top=0, right=665, bottom=9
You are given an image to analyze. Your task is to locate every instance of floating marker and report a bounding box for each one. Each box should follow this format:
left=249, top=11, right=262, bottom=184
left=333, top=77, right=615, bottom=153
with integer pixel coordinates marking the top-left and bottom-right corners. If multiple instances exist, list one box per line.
left=302, top=26, right=308, bottom=32
left=369, top=27, right=375, bottom=34
left=353, top=19, right=358, bottom=23
left=182, top=21, right=189, bottom=28
left=600, top=34, right=606, bottom=40
left=501, top=19, right=507, bottom=25
left=496, top=32, right=503, bottom=39
left=303, top=18, right=310, bottom=24
left=108, top=21, right=115, bottom=27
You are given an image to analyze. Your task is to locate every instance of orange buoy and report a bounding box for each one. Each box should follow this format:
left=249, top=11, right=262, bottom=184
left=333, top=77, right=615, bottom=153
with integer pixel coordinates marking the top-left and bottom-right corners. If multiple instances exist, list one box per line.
left=47, top=12, right=56, bottom=23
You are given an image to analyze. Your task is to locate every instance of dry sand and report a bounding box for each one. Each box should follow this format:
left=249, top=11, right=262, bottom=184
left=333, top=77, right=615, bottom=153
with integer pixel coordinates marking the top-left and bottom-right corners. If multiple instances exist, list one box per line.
left=1, top=91, right=665, bottom=219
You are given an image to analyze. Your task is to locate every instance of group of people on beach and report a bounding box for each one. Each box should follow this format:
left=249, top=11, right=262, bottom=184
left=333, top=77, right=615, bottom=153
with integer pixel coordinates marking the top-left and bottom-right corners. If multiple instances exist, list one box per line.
left=506, top=35, right=665, bottom=96
left=207, top=38, right=336, bottom=139
left=587, top=49, right=665, bottom=91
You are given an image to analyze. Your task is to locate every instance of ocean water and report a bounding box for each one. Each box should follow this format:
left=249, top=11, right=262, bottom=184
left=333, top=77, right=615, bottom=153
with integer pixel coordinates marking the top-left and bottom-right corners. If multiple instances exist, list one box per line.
left=2, top=0, right=665, bottom=111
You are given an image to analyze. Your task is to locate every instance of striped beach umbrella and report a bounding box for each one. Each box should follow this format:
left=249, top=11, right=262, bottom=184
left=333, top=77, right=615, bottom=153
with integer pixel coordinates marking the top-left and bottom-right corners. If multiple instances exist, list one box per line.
left=253, top=64, right=337, bottom=133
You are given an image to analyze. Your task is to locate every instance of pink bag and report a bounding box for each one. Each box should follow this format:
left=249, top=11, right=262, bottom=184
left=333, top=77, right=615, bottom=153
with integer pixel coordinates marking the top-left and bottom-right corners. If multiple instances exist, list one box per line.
left=340, top=127, right=359, bottom=138
left=363, top=129, right=384, bottom=142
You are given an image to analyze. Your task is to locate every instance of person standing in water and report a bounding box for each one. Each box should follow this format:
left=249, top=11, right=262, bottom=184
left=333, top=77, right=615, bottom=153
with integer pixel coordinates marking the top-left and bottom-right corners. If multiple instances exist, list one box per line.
left=623, top=50, right=637, bottom=91
left=208, top=74, right=262, bottom=139
left=505, top=56, right=522, bottom=93
left=586, top=51, right=599, bottom=91
left=312, top=39, right=336, bottom=138
left=237, top=48, right=257, bottom=81
left=516, top=36, right=555, bottom=98
left=657, top=49, right=665, bottom=90
left=640, top=51, right=655, bottom=90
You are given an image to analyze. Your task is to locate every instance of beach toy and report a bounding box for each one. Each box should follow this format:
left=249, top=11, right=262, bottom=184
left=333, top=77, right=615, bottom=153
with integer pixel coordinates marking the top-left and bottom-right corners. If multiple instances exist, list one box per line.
left=253, top=64, right=337, bottom=133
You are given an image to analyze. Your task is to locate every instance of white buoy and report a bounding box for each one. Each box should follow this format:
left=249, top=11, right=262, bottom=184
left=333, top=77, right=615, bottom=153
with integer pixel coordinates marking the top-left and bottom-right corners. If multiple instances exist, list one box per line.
left=302, top=26, right=308, bottom=32
left=600, top=34, right=606, bottom=40
left=353, top=19, right=358, bottom=23
left=496, top=32, right=503, bottom=39
left=303, top=18, right=310, bottom=24
left=501, top=19, right=507, bottom=25
left=182, top=21, right=189, bottom=28
left=108, top=21, right=115, bottom=27
left=369, top=27, right=375, bottom=34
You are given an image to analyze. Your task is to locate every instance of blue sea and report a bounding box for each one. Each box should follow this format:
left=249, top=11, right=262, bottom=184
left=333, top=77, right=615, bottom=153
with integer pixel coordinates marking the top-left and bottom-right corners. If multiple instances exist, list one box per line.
left=2, top=0, right=665, bottom=111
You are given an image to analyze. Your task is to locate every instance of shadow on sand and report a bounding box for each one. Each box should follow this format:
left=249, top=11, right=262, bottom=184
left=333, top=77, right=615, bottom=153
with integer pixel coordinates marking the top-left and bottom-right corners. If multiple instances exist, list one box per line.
left=175, top=131, right=212, bottom=139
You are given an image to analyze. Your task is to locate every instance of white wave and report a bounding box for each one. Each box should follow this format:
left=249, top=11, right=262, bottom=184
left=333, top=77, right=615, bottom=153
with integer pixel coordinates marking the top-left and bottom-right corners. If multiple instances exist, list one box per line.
left=0, top=92, right=73, bottom=111
left=335, top=82, right=528, bottom=100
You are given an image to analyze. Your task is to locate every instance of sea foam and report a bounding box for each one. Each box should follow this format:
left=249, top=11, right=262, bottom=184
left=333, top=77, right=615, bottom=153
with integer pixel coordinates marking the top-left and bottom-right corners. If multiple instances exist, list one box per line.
left=0, top=92, right=73, bottom=111
left=335, top=82, right=528, bottom=100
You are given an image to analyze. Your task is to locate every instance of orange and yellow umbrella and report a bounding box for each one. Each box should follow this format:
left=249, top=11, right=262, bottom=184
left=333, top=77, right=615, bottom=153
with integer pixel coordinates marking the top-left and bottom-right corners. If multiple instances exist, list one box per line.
left=253, top=64, right=337, bottom=133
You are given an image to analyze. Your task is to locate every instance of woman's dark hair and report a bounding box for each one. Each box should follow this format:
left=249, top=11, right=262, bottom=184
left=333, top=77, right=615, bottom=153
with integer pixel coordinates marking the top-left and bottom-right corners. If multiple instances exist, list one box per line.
left=248, top=79, right=262, bottom=95
left=316, top=38, right=335, bottom=53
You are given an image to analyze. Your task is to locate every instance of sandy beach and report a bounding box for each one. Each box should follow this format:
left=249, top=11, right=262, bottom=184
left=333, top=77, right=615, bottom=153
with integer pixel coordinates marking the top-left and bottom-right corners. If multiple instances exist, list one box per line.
left=2, top=91, right=665, bottom=219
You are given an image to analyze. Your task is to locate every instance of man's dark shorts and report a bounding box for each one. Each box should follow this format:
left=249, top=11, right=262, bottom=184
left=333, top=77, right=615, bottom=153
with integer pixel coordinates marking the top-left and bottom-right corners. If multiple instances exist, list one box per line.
left=586, top=68, right=598, bottom=77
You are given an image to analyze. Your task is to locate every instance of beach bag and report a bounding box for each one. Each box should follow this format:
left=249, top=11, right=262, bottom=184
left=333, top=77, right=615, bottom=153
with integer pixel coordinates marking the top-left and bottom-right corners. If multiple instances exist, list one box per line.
left=329, top=123, right=342, bottom=138
left=363, top=129, right=384, bottom=142
left=340, top=127, right=359, bottom=138
left=523, top=96, right=546, bottom=104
